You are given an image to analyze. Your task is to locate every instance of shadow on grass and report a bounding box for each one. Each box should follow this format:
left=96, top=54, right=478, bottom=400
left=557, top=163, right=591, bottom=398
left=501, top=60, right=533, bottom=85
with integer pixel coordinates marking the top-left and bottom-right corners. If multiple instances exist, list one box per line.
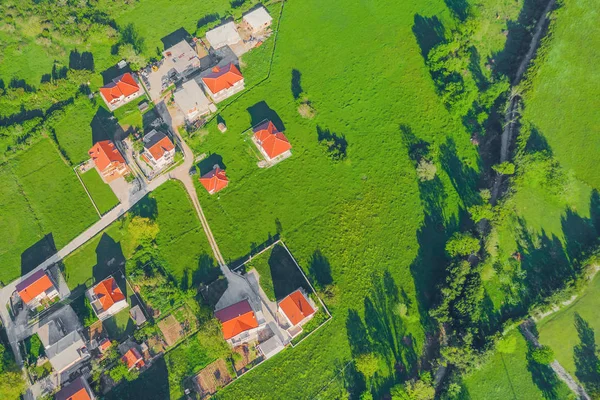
left=91, top=107, right=116, bottom=144
left=105, top=356, right=170, bottom=400
left=181, top=253, right=221, bottom=291
left=444, top=0, right=470, bottom=21
left=412, top=14, right=446, bottom=59
left=197, top=153, right=226, bottom=176
left=266, top=244, right=310, bottom=301
left=308, top=249, right=333, bottom=290
left=160, top=28, right=192, bottom=50
left=574, top=313, right=600, bottom=395
left=92, top=233, right=126, bottom=285
left=291, top=69, right=303, bottom=99
left=130, top=195, right=158, bottom=220
left=247, top=101, right=285, bottom=132
left=21, top=233, right=56, bottom=276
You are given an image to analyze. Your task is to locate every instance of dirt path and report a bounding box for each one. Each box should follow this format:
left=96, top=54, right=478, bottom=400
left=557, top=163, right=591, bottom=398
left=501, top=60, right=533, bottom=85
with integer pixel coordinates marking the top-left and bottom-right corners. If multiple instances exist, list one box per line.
left=520, top=319, right=591, bottom=399
left=491, top=0, right=557, bottom=204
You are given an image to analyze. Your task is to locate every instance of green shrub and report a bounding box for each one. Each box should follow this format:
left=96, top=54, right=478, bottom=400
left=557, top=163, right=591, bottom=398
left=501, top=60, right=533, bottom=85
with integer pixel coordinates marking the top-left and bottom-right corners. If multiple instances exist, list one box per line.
left=445, top=232, right=480, bottom=257
left=530, top=345, right=554, bottom=365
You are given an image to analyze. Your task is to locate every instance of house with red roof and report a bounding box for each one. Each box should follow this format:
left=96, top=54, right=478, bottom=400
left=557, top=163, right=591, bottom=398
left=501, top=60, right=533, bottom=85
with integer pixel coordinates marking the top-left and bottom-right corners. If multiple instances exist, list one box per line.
left=98, top=338, right=112, bottom=355
left=199, top=166, right=229, bottom=194
left=55, top=376, right=96, bottom=400
left=278, top=289, right=316, bottom=337
left=86, top=276, right=128, bottom=321
left=15, top=269, right=59, bottom=307
left=121, top=347, right=145, bottom=371
left=215, top=299, right=264, bottom=345
left=88, top=140, right=129, bottom=182
left=99, top=73, right=143, bottom=111
left=141, top=129, right=176, bottom=170
left=252, top=120, right=292, bottom=163
left=201, top=63, right=245, bottom=103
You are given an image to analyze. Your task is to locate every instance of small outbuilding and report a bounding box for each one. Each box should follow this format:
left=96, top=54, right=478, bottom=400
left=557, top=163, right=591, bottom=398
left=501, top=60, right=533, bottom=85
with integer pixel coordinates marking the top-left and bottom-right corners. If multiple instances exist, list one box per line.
left=243, top=7, right=273, bottom=33
left=205, top=22, right=242, bottom=49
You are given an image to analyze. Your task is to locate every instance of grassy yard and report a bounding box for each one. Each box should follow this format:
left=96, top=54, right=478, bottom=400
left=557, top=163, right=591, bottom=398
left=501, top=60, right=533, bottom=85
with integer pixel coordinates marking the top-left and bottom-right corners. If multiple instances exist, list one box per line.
left=62, top=180, right=218, bottom=290
left=520, top=0, right=600, bottom=189
left=186, top=0, right=513, bottom=397
left=463, top=331, right=573, bottom=399
left=80, top=168, right=119, bottom=214
left=538, top=273, right=600, bottom=378
left=0, top=138, right=98, bottom=283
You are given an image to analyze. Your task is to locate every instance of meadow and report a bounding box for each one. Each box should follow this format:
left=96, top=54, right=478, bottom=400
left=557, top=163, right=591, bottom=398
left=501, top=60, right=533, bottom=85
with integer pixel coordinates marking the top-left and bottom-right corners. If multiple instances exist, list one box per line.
left=519, top=0, right=600, bottom=189
left=62, top=180, right=217, bottom=290
left=463, top=331, right=572, bottom=399
left=184, top=0, right=525, bottom=397
left=79, top=168, right=119, bottom=215
left=0, top=138, right=98, bottom=283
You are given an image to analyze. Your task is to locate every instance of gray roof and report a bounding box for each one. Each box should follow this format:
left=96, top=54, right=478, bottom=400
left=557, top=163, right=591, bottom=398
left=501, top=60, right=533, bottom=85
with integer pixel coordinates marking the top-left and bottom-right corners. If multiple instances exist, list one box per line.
left=163, top=40, right=200, bottom=74
left=206, top=22, right=241, bottom=49
left=37, top=320, right=63, bottom=348
left=46, top=330, right=89, bottom=372
left=258, top=334, right=284, bottom=359
left=174, top=80, right=211, bottom=115
left=129, top=305, right=147, bottom=326
left=243, top=7, right=273, bottom=30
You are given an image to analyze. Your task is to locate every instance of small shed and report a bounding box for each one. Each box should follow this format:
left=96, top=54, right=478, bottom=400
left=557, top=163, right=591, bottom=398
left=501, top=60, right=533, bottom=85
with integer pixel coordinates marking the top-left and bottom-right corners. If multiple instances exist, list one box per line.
left=205, top=22, right=242, bottom=49
left=243, top=7, right=273, bottom=33
left=258, top=335, right=284, bottom=359
left=129, top=305, right=147, bottom=326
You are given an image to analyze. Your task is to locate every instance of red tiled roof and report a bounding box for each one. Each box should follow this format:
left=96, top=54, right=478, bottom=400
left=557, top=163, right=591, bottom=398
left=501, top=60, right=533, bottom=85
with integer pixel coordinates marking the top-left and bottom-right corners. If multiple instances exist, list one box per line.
left=215, top=300, right=259, bottom=340
left=88, top=140, right=126, bottom=172
left=121, top=348, right=144, bottom=370
left=93, top=277, right=125, bottom=312
left=199, top=167, right=229, bottom=194
left=55, top=377, right=92, bottom=400
left=202, top=63, right=243, bottom=95
left=16, top=270, right=54, bottom=304
left=279, top=289, right=315, bottom=326
left=98, top=338, right=112, bottom=353
left=147, top=135, right=175, bottom=161
left=99, top=73, right=140, bottom=103
left=253, top=121, right=291, bottom=159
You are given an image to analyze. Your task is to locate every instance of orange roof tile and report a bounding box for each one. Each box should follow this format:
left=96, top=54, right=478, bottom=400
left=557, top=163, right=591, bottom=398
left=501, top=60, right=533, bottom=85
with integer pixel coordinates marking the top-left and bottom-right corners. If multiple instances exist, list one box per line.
left=98, top=338, right=112, bottom=353
left=199, top=167, right=229, bottom=194
left=215, top=300, right=259, bottom=340
left=146, top=135, right=175, bottom=161
left=55, top=377, right=92, bottom=400
left=93, top=277, right=125, bottom=312
left=16, top=270, right=54, bottom=304
left=253, top=121, right=291, bottom=159
left=279, top=289, right=315, bottom=326
left=88, top=140, right=126, bottom=172
left=121, top=348, right=144, bottom=370
left=99, top=73, right=140, bottom=103
left=202, top=63, right=243, bottom=95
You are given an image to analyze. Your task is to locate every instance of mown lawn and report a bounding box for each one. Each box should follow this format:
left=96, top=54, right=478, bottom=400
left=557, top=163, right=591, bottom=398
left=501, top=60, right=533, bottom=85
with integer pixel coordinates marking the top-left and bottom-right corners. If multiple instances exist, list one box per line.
left=463, top=331, right=572, bottom=399
left=538, top=273, right=600, bottom=378
left=0, top=139, right=98, bottom=283
left=80, top=168, right=119, bottom=214
left=188, top=0, right=500, bottom=397
left=62, top=180, right=217, bottom=290
left=520, top=0, right=600, bottom=189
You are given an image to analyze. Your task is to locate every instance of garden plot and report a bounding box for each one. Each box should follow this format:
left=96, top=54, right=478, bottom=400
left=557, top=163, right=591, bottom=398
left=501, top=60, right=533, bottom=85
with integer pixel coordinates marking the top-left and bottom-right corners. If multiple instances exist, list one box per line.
left=157, top=315, right=183, bottom=347
left=194, top=358, right=234, bottom=398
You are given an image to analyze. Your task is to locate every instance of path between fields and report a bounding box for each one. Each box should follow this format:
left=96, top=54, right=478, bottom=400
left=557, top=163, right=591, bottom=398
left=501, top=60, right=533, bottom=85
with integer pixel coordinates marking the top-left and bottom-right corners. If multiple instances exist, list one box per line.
left=520, top=319, right=591, bottom=400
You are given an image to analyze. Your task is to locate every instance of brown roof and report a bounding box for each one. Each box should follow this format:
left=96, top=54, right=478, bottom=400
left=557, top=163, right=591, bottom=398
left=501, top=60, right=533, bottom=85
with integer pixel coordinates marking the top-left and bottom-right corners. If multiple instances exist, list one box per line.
left=253, top=121, right=291, bottom=159
left=88, top=140, right=126, bottom=172
left=202, top=63, right=243, bottom=95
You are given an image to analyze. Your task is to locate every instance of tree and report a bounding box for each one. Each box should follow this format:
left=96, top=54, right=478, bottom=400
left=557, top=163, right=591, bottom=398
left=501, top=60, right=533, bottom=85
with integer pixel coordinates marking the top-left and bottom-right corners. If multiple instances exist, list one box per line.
left=391, top=373, right=435, bottom=400
left=468, top=204, right=494, bottom=223
left=531, top=345, right=554, bottom=365
left=127, top=216, right=159, bottom=248
left=355, top=353, right=380, bottom=378
left=0, top=344, right=26, bottom=399
left=109, top=362, right=139, bottom=383
left=445, top=232, right=480, bottom=257
left=492, top=162, right=515, bottom=175
left=118, top=44, right=145, bottom=71
left=416, top=159, right=437, bottom=181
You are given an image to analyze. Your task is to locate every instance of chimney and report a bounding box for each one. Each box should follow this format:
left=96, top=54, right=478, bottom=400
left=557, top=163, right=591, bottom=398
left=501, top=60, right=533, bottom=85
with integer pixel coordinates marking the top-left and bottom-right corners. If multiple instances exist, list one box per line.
left=212, top=66, right=220, bottom=73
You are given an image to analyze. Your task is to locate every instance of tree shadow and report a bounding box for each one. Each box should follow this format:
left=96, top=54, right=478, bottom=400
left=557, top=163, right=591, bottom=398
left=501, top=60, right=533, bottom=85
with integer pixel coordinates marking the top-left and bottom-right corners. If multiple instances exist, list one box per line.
left=346, top=309, right=371, bottom=357
left=92, top=233, right=126, bottom=285
left=525, top=341, right=564, bottom=399
left=316, top=126, right=348, bottom=161
left=266, top=244, right=310, bottom=301
left=246, top=101, right=285, bottom=131
left=197, top=153, right=226, bottom=175
left=130, top=195, right=158, bottom=220
left=590, top=189, right=600, bottom=235
left=191, top=253, right=221, bottom=287
left=197, top=13, right=220, bottom=30
left=561, top=208, right=597, bottom=264
left=308, top=249, right=333, bottom=290
left=444, top=0, right=470, bottom=21
left=69, top=50, right=95, bottom=71
left=340, top=360, right=367, bottom=400
left=230, top=0, right=246, bottom=9
left=9, top=77, right=36, bottom=92
left=291, top=69, right=303, bottom=99
left=91, top=107, right=116, bottom=144
left=160, top=27, right=192, bottom=50
left=574, top=313, right=600, bottom=395
left=100, top=64, right=133, bottom=86
left=412, top=14, right=446, bottom=59
left=439, top=137, right=480, bottom=207
left=20, top=234, right=56, bottom=276
left=468, top=46, right=488, bottom=91
left=524, top=125, right=553, bottom=155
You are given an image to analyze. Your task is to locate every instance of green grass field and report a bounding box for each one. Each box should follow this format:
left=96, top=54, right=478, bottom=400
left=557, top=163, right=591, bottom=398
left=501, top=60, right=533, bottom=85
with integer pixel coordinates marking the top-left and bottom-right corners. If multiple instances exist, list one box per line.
left=79, top=168, right=119, bottom=215
left=520, top=0, right=600, bottom=189
left=63, top=180, right=217, bottom=290
left=463, top=331, right=572, bottom=399
left=0, top=139, right=98, bottom=283
left=538, top=273, right=600, bottom=378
